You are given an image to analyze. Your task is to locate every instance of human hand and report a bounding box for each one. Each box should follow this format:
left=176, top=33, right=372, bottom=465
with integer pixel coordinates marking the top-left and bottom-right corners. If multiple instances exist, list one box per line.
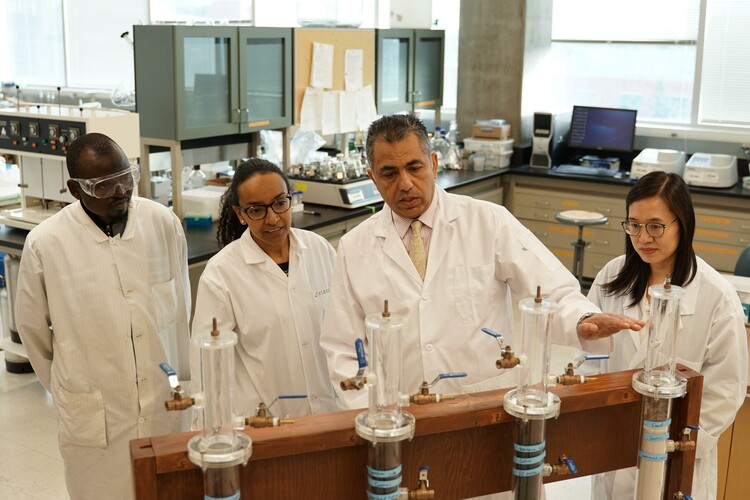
left=577, top=313, right=645, bottom=341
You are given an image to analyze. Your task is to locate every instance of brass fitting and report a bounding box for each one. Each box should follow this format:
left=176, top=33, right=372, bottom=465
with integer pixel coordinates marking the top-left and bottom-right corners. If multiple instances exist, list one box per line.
left=548, top=455, right=575, bottom=477
left=668, top=427, right=697, bottom=452
left=244, top=402, right=295, bottom=428
left=340, top=376, right=366, bottom=391
left=164, top=391, right=195, bottom=411
left=553, top=363, right=598, bottom=385
left=408, top=467, right=434, bottom=499
left=409, top=381, right=456, bottom=405
left=496, top=346, right=520, bottom=369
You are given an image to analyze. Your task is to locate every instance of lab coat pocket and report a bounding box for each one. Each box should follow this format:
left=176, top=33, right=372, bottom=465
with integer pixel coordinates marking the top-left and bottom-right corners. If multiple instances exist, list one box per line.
left=452, top=265, right=494, bottom=325
left=153, top=278, right=178, bottom=330
left=56, top=385, right=107, bottom=448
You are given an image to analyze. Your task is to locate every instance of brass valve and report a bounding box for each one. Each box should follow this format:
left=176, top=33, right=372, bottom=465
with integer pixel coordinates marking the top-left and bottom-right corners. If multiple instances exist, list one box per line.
left=341, top=338, right=368, bottom=391
left=546, top=455, right=578, bottom=477
left=165, top=391, right=195, bottom=411
left=481, top=327, right=520, bottom=369
left=409, top=373, right=466, bottom=405
left=496, top=346, right=521, bottom=369
left=244, top=395, right=306, bottom=428
left=551, top=362, right=598, bottom=386
left=408, top=466, right=435, bottom=499
left=668, top=426, right=698, bottom=452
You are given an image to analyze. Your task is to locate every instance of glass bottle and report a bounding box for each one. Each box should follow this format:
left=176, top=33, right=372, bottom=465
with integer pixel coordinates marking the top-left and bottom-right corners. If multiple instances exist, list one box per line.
left=188, top=165, right=206, bottom=190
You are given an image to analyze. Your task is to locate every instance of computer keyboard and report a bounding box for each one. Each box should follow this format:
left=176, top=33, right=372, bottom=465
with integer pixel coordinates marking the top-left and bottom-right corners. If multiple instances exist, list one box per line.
left=554, top=164, right=621, bottom=177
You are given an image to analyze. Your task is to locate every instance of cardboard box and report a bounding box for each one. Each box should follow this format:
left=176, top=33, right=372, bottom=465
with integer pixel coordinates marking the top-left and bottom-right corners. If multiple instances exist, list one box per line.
left=472, top=123, right=511, bottom=140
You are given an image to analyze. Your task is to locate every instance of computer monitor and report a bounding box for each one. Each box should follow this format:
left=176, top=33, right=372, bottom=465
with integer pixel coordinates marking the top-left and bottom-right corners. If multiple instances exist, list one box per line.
left=568, top=106, right=637, bottom=153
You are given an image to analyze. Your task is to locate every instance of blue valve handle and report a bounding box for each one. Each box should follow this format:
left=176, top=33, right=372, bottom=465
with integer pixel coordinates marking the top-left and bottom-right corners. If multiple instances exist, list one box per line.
left=420, top=466, right=431, bottom=471
left=159, top=362, right=179, bottom=389
left=481, top=327, right=502, bottom=339
left=429, top=372, right=468, bottom=387
left=563, top=457, right=578, bottom=474
left=278, top=394, right=308, bottom=399
left=159, top=362, right=176, bottom=377
left=355, top=338, right=367, bottom=369
left=683, top=495, right=693, bottom=500
left=584, top=354, right=610, bottom=360
left=686, top=425, right=700, bottom=431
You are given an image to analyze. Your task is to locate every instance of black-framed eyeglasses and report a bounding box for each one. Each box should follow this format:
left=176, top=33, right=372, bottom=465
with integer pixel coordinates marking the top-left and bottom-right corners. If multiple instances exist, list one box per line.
left=237, top=195, right=292, bottom=220
left=620, top=218, right=678, bottom=238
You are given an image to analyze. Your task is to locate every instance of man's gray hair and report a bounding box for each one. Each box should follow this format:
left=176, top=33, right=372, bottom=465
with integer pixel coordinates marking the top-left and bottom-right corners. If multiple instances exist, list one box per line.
left=365, top=114, right=431, bottom=167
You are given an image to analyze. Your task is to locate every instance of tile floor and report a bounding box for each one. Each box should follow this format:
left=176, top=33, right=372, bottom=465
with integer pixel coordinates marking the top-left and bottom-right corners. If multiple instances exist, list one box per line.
left=0, top=347, right=591, bottom=500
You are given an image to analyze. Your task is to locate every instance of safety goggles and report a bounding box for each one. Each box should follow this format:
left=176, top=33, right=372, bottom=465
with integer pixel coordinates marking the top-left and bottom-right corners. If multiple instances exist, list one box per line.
left=70, top=165, right=140, bottom=199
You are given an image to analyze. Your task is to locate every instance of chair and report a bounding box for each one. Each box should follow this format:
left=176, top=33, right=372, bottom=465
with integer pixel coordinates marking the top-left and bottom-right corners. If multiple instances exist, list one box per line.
left=735, top=244, right=750, bottom=277
left=555, top=209, right=609, bottom=286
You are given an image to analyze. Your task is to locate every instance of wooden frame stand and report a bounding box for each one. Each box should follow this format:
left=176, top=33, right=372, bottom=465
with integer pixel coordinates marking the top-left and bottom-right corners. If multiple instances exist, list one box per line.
left=131, top=367, right=702, bottom=499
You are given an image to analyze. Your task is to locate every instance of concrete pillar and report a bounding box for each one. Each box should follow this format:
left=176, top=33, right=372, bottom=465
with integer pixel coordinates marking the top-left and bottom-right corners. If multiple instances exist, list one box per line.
left=457, top=0, right=552, bottom=147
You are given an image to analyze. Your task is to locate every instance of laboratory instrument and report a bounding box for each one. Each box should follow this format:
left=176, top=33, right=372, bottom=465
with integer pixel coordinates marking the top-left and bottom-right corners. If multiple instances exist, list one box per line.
left=682, top=153, right=738, bottom=188
left=0, top=103, right=140, bottom=229
left=630, top=149, right=686, bottom=180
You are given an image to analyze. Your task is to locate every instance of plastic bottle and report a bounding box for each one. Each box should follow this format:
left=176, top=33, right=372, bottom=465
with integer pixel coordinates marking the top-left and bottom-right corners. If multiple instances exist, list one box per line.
left=187, top=165, right=206, bottom=190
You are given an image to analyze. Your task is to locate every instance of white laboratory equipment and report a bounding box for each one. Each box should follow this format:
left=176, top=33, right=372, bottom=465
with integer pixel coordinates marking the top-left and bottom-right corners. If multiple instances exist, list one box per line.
left=631, top=149, right=687, bottom=180
left=682, top=153, right=738, bottom=188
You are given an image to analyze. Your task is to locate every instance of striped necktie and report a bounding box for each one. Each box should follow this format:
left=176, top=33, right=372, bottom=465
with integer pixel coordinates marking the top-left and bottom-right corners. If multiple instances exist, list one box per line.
left=410, top=220, right=426, bottom=280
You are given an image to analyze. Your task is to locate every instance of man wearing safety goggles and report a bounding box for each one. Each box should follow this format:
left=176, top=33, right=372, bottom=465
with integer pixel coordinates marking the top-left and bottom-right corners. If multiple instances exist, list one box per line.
left=14, top=132, right=191, bottom=500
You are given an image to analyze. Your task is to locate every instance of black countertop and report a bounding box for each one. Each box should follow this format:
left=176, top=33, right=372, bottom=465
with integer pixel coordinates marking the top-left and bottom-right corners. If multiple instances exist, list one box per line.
left=510, top=165, right=750, bottom=200
left=0, top=169, right=504, bottom=264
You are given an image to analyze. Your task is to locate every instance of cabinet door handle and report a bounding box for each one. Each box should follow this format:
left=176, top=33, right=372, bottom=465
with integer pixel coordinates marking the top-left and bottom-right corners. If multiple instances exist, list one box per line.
left=594, top=240, right=609, bottom=245
left=18, top=183, right=28, bottom=188
left=235, top=108, right=242, bottom=123
left=535, top=201, right=550, bottom=207
left=59, top=187, right=68, bottom=194
left=741, top=225, right=750, bottom=231
left=534, top=213, right=549, bottom=219
left=596, top=207, right=612, bottom=214
left=740, top=238, right=750, bottom=244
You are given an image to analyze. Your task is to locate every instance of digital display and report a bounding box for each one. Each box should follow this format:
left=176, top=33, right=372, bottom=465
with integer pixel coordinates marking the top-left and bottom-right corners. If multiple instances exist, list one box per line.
left=568, top=106, right=637, bottom=153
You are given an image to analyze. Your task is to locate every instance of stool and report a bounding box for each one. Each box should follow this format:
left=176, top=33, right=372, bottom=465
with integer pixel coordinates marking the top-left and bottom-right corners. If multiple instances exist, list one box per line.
left=555, top=210, right=609, bottom=286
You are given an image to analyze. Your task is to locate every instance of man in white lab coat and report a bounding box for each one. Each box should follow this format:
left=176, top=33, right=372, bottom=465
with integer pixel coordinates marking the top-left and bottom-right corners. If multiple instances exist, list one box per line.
left=15, top=133, right=191, bottom=500
left=320, top=114, right=642, bottom=412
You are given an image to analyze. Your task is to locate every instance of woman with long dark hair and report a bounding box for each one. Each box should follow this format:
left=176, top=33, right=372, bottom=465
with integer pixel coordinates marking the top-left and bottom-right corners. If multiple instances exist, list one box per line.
left=588, top=171, right=747, bottom=500
left=192, top=158, right=338, bottom=418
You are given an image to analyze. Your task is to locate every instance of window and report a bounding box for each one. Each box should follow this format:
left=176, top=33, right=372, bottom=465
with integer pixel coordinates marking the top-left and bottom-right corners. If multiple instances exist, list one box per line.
left=550, top=0, right=750, bottom=131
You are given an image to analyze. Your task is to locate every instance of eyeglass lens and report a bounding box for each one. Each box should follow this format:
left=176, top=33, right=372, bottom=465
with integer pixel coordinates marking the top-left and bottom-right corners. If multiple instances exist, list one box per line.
left=244, top=197, right=291, bottom=220
left=622, top=221, right=666, bottom=238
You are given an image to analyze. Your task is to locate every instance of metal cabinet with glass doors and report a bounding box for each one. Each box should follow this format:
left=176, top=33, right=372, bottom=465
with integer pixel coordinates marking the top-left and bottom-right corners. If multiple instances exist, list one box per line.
left=375, top=29, right=444, bottom=115
left=134, top=25, right=292, bottom=141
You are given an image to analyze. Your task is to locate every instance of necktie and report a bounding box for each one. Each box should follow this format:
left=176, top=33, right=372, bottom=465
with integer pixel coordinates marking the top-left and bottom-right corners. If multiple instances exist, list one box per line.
left=410, top=220, right=426, bottom=280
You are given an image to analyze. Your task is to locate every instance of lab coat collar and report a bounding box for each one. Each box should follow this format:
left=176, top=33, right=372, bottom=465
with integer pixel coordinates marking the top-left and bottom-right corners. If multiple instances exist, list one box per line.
left=377, top=185, right=458, bottom=286
left=238, top=226, right=304, bottom=272
left=71, top=199, right=138, bottom=243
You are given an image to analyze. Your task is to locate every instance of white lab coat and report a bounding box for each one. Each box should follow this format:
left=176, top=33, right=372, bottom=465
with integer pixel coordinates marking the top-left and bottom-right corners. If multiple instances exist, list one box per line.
left=320, top=185, right=596, bottom=410
left=192, top=227, right=338, bottom=418
left=587, top=255, right=748, bottom=500
left=15, top=198, right=191, bottom=500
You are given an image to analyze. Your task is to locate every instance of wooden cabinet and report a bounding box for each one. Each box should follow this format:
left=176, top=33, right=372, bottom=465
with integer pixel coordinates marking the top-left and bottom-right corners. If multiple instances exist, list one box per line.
left=504, top=174, right=750, bottom=276
left=134, top=25, right=292, bottom=141
left=375, top=29, right=444, bottom=114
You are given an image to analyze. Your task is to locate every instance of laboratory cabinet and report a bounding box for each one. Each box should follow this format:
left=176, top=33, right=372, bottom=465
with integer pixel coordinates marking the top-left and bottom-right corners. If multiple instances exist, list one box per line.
left=134, top=25, right=292, bottom=141
left=503, top=174, right=750, bottom=277
left=375, top=29, right=444, bottom=114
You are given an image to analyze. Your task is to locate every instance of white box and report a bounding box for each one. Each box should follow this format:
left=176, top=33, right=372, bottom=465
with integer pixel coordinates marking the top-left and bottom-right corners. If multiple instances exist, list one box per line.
left=463, top=138, right=514, bottom=155
left=182, top=186, right=227, bottom=221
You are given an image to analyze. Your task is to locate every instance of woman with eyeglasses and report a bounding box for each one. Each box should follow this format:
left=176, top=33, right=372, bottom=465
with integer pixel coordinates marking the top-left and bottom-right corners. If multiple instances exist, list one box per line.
left=191, top=158, right=338, bottom=418
left=588, top=171, right=747, bottom=500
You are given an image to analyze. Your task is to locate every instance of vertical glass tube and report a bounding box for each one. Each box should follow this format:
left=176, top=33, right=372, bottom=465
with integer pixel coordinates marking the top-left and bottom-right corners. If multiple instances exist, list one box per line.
left=645, top=283, right=685, bottom=387
left=512, top=419, right=546, bottom=500
left=367, top=442, right=402, bottom=499
left=204, top=465, right=240, bottom=500
left=365, top=309, right=406, bottom=430
left=516, top=296, right=557, bottom=407
left=194, top=331, right=239, bottom=453
left=634, top=397, right=673, bottom=499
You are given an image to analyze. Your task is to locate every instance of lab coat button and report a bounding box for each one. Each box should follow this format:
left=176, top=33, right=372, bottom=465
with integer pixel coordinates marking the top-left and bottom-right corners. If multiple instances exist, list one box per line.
left=421, top=294, right=429, bottom=301
left=138, top=417, right=145, bottom=423
left=425, top=344, right=434, bottom=352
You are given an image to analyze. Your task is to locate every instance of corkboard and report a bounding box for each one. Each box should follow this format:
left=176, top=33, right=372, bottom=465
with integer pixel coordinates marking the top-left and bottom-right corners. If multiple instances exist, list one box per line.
left=293, top=28, right=375, bottom=123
